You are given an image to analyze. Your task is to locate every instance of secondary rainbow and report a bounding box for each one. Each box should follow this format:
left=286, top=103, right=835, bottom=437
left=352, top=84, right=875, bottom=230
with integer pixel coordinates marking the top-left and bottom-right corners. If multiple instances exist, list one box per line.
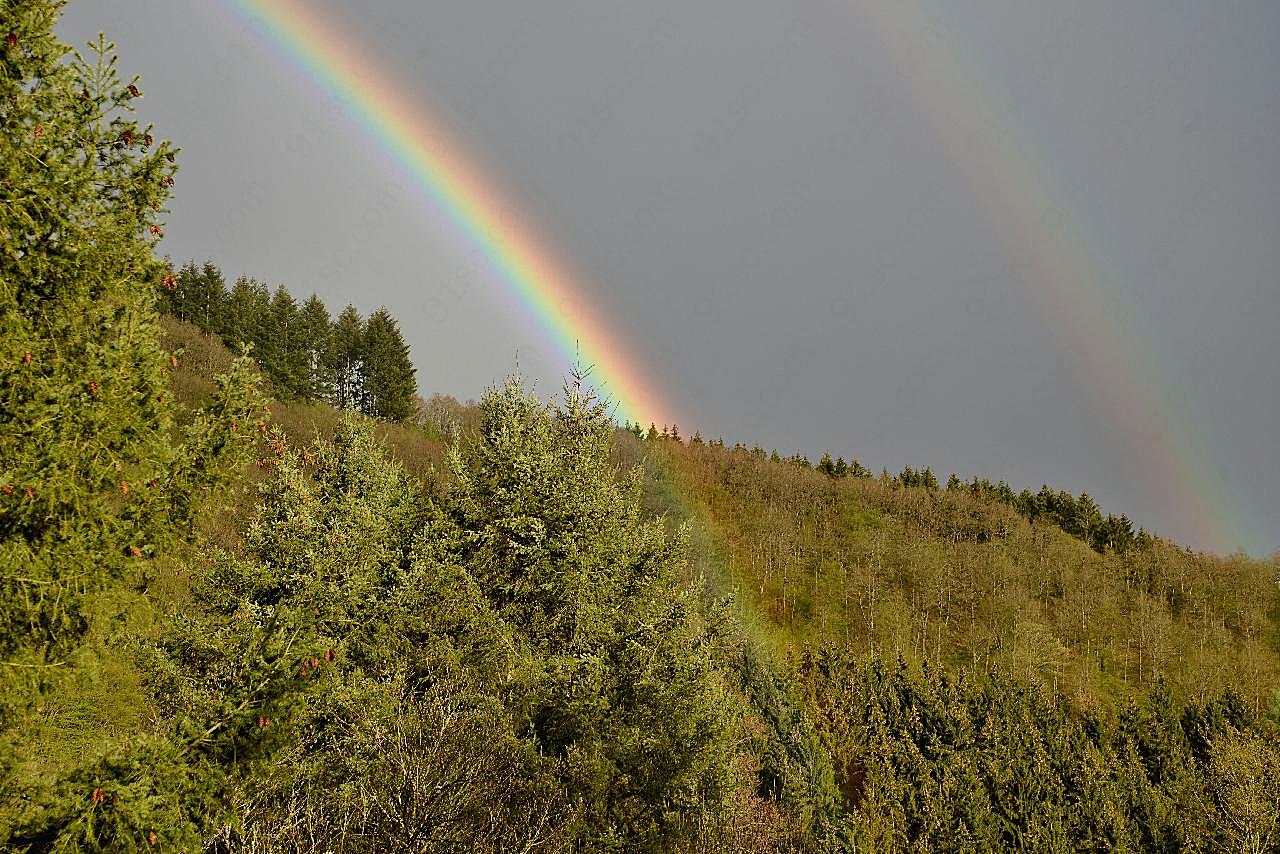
left=223, top=0, right=675, bottom=430
left=843, top=1, right=1256, bottom=554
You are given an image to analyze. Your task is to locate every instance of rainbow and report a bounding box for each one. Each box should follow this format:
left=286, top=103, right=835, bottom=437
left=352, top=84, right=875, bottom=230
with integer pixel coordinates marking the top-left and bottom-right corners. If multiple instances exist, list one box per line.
left=847, top=1, right=1256, bottom=554
left=223, top=1, right=1256, bottom=553
left=223, top=0, right=676, bottom=430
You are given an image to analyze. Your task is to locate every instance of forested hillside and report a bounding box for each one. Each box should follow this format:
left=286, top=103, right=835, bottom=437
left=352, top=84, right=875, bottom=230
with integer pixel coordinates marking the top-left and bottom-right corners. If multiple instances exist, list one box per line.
left=3, top=4, right=1279, bottom=851
left=159, top=260, right=417, bottom=420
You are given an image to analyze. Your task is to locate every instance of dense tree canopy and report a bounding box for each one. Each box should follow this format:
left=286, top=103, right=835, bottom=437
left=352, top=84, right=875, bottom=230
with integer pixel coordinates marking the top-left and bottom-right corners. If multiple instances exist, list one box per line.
left=159, top=261, right=417, bottom=418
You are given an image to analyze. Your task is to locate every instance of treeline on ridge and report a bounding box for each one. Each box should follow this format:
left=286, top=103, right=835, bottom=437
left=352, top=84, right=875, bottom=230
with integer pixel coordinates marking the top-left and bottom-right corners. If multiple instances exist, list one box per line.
left=625, top=421, right=1144, bottom=555
left=159, top=260, right=417, bottom=420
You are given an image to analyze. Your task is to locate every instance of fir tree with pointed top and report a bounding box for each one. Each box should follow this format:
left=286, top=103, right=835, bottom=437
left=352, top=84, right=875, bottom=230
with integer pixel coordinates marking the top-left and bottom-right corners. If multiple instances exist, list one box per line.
left=296, top=293, right=333, bottom=400
left=327, top=304, right=365, bottom=411
left=1, top=6, right=266, bottom=844
left=361, top=307, right=417, bottom=421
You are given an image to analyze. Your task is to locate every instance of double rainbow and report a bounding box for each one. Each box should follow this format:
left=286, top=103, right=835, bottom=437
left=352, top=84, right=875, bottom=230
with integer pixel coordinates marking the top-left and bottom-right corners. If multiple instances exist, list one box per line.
left=224, top=1, right=1254, bottom=553
left=225, top=0, right=675, bottom=430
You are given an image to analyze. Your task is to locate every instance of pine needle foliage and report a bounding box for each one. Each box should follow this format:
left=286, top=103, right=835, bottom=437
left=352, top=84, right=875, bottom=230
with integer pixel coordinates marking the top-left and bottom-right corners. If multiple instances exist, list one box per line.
left=1, top=4, right=265, bottom=846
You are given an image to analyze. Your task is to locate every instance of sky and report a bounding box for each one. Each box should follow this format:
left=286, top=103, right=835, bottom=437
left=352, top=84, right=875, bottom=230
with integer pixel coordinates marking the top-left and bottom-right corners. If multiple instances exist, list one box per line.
left=58, top=2, right=1279, bottom=556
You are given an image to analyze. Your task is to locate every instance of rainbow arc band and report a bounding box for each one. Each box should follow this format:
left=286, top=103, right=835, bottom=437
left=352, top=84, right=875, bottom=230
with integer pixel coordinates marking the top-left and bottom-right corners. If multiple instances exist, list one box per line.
left=848, top=0, right=1249, bottom=553
left=226, top=0, right=1252, bottom=553
left=225, top=0, right=677, bottom=431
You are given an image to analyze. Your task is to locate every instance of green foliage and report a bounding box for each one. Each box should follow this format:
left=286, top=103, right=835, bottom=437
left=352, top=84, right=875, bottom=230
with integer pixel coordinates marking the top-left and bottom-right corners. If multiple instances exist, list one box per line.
left=360, top=308, right=416, bottom=420
left=643, top=435, right=1280, bottom=711
left=426, top=373, right=736, bottom=850
left=5, top=7, right=1277, bottom=850
left=0, top=1, right=256, bottom=713
left=159, top=262, right=417, bottom=418
left=802, top=650, right=1280, bottom=853
left=0, top=4, right=268, bottom=847
left=136, top=379, right=744, bottom=851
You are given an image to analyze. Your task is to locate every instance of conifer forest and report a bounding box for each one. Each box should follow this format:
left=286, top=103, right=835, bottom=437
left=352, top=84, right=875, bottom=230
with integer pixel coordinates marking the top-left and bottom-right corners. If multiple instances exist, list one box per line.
left=2, top=3, right=1278, bottom=851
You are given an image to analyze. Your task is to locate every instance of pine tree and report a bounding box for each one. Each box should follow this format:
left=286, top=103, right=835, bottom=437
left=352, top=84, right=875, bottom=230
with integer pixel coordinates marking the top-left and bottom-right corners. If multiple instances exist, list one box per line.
left=818, top=452, right=836, bottom=477
left=220, top=276, right=270, bottom=351
left=426, top=374, right=735, bottom=847
left=165, top=259, right=225, bottom=330
left=327, top=304, right=365, bottom=410
left=360, top=307, right=417, bottom=421
left=260, top=284, right=309, bottom=400
left=1, top=6, right=265, bottom=844
left=296, top=294, right=333, bottom=400
left=161, top=260, right=200, bottom=322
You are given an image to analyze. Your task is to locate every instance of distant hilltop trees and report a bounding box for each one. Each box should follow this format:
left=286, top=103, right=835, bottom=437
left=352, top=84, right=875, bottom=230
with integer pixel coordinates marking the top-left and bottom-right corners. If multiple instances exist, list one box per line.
left=626, top=422, right=1142, bottom=555
left=159, top=260, right=417, bottom=420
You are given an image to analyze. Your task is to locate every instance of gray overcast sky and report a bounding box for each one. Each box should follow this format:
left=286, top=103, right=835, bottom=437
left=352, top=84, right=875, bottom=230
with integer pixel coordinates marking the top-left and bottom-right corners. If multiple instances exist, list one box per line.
left=58, top=2, right=1279, bottom=556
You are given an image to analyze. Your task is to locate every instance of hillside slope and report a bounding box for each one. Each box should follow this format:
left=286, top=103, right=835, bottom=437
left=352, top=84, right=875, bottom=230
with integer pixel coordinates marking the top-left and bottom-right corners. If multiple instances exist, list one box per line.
left=620, top=432, right=1279, bottom=712
left=12, top=318, right=1279, bottom=851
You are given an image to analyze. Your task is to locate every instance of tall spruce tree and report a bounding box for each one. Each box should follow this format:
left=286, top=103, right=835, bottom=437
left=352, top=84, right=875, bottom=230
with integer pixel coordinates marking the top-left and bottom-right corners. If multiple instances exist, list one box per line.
left=1, top=6, right=267, bottom=846
left=219, top=275, right=269, bottom=351
left=164, top=259, right=224, bottom=329
left=327, top=303, right=365, bottom=411
left=427, top=374, right=735, bottom=848
left=260, top=284, right=309, bottom=400
left=360, top=307, right=416, bottom=421
left=296, top=293, right=333, bottom=400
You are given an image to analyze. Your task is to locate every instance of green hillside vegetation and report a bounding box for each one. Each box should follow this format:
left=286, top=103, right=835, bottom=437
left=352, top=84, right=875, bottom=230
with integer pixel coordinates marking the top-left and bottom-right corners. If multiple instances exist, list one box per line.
left=631, top=435, right=1279, bottom=711
left=4, top=4, right=1280, bottom=851
left=159, top=260, right=417, bottom=421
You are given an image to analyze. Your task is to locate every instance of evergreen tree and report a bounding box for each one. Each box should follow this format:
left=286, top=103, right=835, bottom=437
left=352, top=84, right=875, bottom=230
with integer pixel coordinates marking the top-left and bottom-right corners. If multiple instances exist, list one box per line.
left=296, top=293, right=333, bottom=400
left=360, top=307, right=416, bottom=421
left=161, top=259, right=200, bottom=322
left=220, top=275, right=270, bottom=351
left=427, top=374, right=735, bottom=848
left=1, top=7, right=264, bottom=844
left=259, top=284, right=309, bottom=400
left=818, top=452, right=835, bottom=477
left=195, top=259, right=227, bottom=330
left=165, top=259, right=225, bottom=330
left=327, top=304, right=365, bottom=411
